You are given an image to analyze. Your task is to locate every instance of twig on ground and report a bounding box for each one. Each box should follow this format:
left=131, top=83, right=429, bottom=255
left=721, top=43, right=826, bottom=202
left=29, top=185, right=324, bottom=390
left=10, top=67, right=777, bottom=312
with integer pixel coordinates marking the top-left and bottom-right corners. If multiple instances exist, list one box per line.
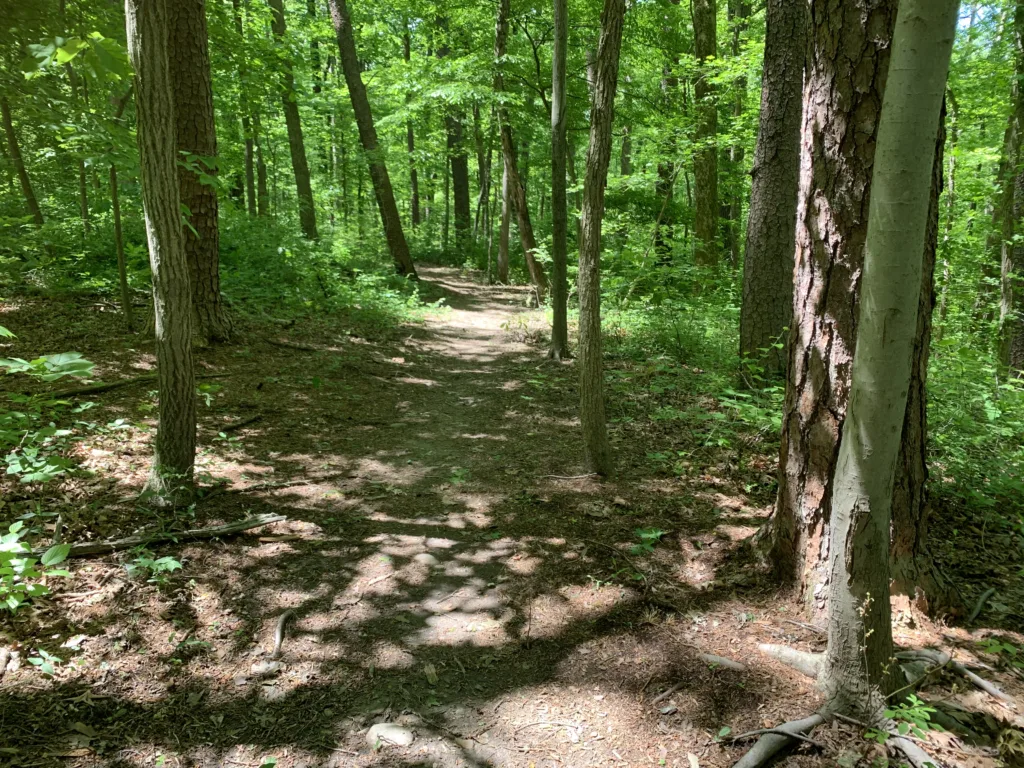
left=31, top=513, right=286, bottom=558
left=541, top=473, right=599, bottom=480
left=731, top=728, right=825, bottom=749
left=651, top=682, right=684, bottom=705
left=221, top=414, right=263, bottom=433
left=967, top=587, right=996, bottom=623
left=582, top=538, right=648, bottom=586
left=783, top=619, right=826, bottom=635
left=270, top=609, right=295, bottom=659
left=45, top=372, right=231, bottom=399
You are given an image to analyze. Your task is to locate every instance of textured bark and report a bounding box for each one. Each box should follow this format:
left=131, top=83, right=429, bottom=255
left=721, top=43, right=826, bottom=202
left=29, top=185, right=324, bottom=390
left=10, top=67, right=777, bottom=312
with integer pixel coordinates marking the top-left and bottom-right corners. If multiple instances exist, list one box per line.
left=231, top=0, right=257, bottom=217
left=768, top=0, right=953, bottom=619
left=821, top=0, right=955, bottom=716
left=721, top=0, right=751, bottom=266
left=1000, top=2, right=1024, bottom=374
left=578, top=0, right=626, bottom=476
left=436, top=19, right=471, bottom=246
left=402, top=25, right=420, bottom=226
left=328, top=0, right=417, bottom=277
left=124, top=0, right=197, bottom=497
left=549, top=0, right=570, bottom=360
left=1, top=97, right=44, bottom=229
left=692, top=0, right=718, bottom=266
left=168, top=0, right=231, bottom=344
left=654, top=2, right=680, bottom=264
left=498, top=159, right=510, bottom=284
left=738, top=0, right=805, bottom=377
left=268, top=0, right=319, bottom=240
left=493, top=0, right=548, bottom=297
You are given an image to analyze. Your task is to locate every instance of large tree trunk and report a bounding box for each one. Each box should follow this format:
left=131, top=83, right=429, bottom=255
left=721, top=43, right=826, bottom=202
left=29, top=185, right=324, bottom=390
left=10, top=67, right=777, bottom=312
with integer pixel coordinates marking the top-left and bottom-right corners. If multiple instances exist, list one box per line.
left=821, top=0, right=955, bottom=717
left=168, top=0, right=231, bottom=344
left=578, top=0, right=626, bottom=476
left=327, top=0, right=417, bottom=277
left=493, top=0, right=549, bottom=298
left=692, top=0, right=718, bottom=266
left=549, top=0, right=570, bottom=360
left=124, top=0, right=197, bottom=500
left=767, top=0, right=956, bottom=619
left=1001, top=3, right=1024, bottom=374
left=0, top=97, right=44, bottom=229
left=738, top=0, right=805, bottom=377
left=268, top=0, right=319, bottom=240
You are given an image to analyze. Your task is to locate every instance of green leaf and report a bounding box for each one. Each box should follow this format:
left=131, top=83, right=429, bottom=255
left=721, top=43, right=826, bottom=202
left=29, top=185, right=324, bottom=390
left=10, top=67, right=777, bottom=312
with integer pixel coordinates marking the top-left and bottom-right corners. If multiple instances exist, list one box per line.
left=41, top=544, right=70, bottom=566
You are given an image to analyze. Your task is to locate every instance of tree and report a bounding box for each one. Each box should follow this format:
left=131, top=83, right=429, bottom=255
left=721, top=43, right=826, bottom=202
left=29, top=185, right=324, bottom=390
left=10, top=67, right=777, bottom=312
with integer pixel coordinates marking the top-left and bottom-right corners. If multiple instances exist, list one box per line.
left=168, top=0, right=232, bottom=344
left=1001, top=2, right=1024, bottom=374
left=765, top=0, right=955, bottom=617
left=549, top=0, right=570, bottom=360
left=493, top=0, right=549, bottom=299
left=498, top=158, right=510, bottom=284
left=578, top=0, right=626, bottom=476
left=231, top=0, right=257, bottom=218
left=738, top=0, right=805, bottom=377
left=437, top=17, right=471, bottom=248
left=0, top=97, right=44, bottom=229
left=124, top=0, right=197, bottom=499
left=268, top=0, right=319, bottom=240
left=327, top=0, right=417, bottom=277
left=402, top=22, right=420, bottom=227
left=692, top=0, right=718, bottom=266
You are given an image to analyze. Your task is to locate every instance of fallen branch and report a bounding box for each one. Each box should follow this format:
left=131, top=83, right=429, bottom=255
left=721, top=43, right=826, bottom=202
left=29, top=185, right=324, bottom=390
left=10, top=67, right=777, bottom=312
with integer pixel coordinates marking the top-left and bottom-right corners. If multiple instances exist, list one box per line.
left=967, top=587, right=996, bottom=623
left=699, top=654, right=747, bottom=672
left=897, top=648, right=1016, bottom=707
left=31, top=513, right=286, bottom=558
left=651, top=682, right=684, bottom=705
left=733, top=713, right=826, bottom=768
left=266, top=337, right=322, bottom=352
left=758, top=644, right=822, bottom=679
left=45, top=372, right=231, bottom=400
left=220, top=414, right=263, bottom=433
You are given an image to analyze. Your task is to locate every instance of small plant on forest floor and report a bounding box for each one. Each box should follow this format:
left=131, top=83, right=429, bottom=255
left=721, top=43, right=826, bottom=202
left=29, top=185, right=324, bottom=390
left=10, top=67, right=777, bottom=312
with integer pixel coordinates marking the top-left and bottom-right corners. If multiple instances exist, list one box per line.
left=28, top=647, right=63, bottom=676
left=977, top=638, right=1024, bottom=670
left=631, top=527, right=667, bottom=554
left=864, top=695, right=943, bottom=744
left=125, top=549, right=182, bottom=585
left=0, top=522, right=71, bottom=612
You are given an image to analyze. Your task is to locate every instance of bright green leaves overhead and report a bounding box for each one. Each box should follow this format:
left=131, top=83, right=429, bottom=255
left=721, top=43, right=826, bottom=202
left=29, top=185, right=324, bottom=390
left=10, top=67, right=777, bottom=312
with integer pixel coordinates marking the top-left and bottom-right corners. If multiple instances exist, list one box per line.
left=22, top=33, right=131, bottom=84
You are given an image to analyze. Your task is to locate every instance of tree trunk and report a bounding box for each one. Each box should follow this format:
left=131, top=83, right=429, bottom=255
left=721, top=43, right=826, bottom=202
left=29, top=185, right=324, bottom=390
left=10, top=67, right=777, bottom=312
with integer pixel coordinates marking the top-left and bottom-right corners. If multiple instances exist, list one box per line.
left=402, top=25, right=420, bottom=226
left=124, top=0, right=197, bottom=499
left=822, top=0, right=955, bottom=717
left=721, top=0, right=751, bottom=267
left=253, top=112, right=270, bottom=217
left=549, top=0, right=570, bottom=360
left=578, top=0, right=626, bottom=476
left=268, top=0, right=319, bottom=240
left=0, top=97, right=44, bottom=229
left=168, top=0, right=231, bottom=344
left=109, top=163, right=133, bottom=331
left=620, top=126, right=631, bottom=176
left=692, top=0, right=718, bottom=266
left=493, top=0, right=549, bottom=298
left=1001, top=2, right=1024, bottom=374
left=738, top=0, right=804, bottom=377
left=767, top=0, right=957, bottom=618
left=231, top=0, right=257, bottom=217
left=498, top=158, right=510, bottom=283
left=327, top=0, right=417, bottom=277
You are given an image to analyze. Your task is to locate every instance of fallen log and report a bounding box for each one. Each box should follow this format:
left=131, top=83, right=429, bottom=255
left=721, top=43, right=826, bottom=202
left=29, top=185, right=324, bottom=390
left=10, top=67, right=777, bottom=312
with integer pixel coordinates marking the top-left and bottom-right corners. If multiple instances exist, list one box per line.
left=44, top=372, right=232, bottom=400
left=32, top=513, right=286, bottom=558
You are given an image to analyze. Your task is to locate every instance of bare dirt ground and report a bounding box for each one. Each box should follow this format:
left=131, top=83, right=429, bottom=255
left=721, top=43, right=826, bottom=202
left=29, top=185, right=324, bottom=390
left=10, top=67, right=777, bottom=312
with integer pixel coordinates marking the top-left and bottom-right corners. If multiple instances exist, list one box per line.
left=0, top=266, right=1021, bottom=768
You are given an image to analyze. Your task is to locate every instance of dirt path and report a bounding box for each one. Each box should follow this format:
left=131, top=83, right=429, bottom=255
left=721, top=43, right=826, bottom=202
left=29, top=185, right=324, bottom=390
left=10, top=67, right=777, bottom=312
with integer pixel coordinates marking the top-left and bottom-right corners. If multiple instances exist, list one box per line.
left=1, top=267, right=1019, bottom=768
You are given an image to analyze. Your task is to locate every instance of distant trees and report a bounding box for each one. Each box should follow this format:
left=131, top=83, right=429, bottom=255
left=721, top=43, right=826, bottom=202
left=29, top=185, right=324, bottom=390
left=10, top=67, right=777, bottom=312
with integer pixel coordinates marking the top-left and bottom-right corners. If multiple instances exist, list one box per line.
left=691, top=0, right=718, bottom=266
left=549, top=0, right=569, bottom=360
left=0, top=97, right=44, bottom=229
left=124, top=0, right=197, bottom=499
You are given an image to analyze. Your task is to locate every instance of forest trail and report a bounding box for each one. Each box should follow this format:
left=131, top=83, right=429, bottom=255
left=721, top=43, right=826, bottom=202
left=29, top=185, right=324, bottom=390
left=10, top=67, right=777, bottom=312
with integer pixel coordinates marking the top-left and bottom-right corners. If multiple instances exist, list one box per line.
left=2, top=267, right=1019, bottom=768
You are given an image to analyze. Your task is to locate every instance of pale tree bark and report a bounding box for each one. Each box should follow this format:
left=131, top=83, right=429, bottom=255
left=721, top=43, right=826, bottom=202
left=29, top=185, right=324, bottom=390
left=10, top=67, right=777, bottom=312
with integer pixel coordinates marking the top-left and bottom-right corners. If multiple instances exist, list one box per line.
left=0, top=97, right=44, bottom=229
left=254, top=111, right=270, bottom=216
left=498, top=158, right=510, bottom=283
left=738, top=0, right=804, bottom=377
left=327, top=0, right=417, bottom=277
left=493, top=0, right=549, bottom=298
left=578, top=0, right=626, bottom=476
left=268, top=0, right=319, bottom=240
left=549, top=0, right=570, bottom=360
left=168, top=0, right=232, bottom=344
left=721, top=0, right=750, bottom=266
left=767, top=0, right=957, bottom=619
left=124, top=0, right=197, bottom=499
left=822, top=0, right=956, bottom=717
left=110, top=87, right=134, bottom=331
left=692, top=0, right=718, bottom=266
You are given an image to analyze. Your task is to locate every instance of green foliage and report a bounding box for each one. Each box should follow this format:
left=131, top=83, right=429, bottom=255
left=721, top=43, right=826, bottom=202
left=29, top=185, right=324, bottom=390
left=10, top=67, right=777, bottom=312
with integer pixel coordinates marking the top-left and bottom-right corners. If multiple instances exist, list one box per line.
left=0, top=522, right=70, bottom=612
left=630, top=527, right=667, bottom=555
left=125, top=549, right=183, bottom=586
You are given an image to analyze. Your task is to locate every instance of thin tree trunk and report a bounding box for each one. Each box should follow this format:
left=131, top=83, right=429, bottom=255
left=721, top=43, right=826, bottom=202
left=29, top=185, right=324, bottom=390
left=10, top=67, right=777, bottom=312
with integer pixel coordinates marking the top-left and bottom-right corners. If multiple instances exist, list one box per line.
left=722, top=0, right=751, bottom=267
left=738, top=0, right=805, bottom=377
left=268, top=0, right=319, bottom=240
left=493, top=0, right=549, bottom=297
left=402, top=24, right=420, bottom=226
left=692, top=0, right=718, bottom=266
left=437, top=18, right=471, bottom=248
left=231, top=0, right=257, bottom=217
left=0, top=97, right=44, bottom=229
left=124, top=0, right=197, bottom=499
left=549, top=0, right=570, bottom=359
left=327, top=0, right=417, bottom=277
left=498, top=158, right=510, bottom=283
left=109, top=164, right=134, bottom=331
left=254, top=112, right=270, bottom=216
left=578, top=0, right=626, bottom=476
left=821, top=0, right=956, bottom=717
left=169, top=0, right=231, bottom=344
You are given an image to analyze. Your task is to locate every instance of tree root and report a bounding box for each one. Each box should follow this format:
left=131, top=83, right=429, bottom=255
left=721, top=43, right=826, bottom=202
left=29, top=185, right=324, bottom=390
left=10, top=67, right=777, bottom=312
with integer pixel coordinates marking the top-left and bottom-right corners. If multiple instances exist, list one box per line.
left=757, top=643, right=822, bottom=678
left=699, top=654, right=747, bottom=672
left=967, top=587, right=996, bottom=623
left=733, top=713, right=826, bottom=768
left=897, top=648, right=1016, bottom=707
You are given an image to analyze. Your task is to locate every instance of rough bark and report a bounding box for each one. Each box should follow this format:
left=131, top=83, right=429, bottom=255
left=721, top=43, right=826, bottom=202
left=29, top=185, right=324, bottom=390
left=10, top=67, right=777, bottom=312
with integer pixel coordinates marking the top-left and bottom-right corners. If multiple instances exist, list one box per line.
left=549, top=0, right=570, bottom=360
left=493, top=0, right=549, bottom=297
left=578, top=0, right=626, bottom=476
left=738, top=0, right=805, bottom=377
left=168, top=0, right=231, bottom=344
left=654, top=1, right=680, bottom=264
left=1000, top=2, right=1024, bottom=374
left=124, top=0, right=197, bottom=498
left=0, top=97, right=44, bottom=229
left=821, top=0, right=955, bottom=716
left=327, top=0, right=417, bottom=277
left=692, top=0, right=718, bottom=266
left=268, top=0, right=319, bottom=240
left=436, top=18, right=471, bottom=246
left=402, top=25, right=420, bottom=226
left=767, top=0, right=955, bottom=619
